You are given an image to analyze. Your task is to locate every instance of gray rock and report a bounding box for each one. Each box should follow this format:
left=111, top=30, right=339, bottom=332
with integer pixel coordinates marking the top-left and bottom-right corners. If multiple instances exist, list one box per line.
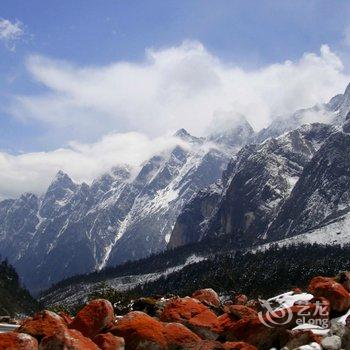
left=266, top=131, right=350, bottom=241
left=321, top=335, right=342, bottom=350
left=168, top=123, right=337, bottom=247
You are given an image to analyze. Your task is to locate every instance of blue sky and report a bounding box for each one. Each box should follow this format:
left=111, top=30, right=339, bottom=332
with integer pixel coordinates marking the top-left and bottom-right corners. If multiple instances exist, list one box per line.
left=1, top=0, right=350, bottom=197
left=2, top=0, right=350, bottom=151
left=2, top=0, right=350, bottom=65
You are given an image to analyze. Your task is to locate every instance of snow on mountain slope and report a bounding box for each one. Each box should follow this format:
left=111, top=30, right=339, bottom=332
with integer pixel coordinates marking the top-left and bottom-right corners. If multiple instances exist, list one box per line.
left=107, top=143, right=231, bottom=267
left=39, top=254, right=207, bottom=309
left=254, top=82, right=350, bottom=144
left=169, top=123, right=337, bottom=248
left=255, top=211, right=350, bottom=253
left=3, top=83, right=350, bottom=295
left=0, top=123, right=253, bottom=293
left=266, top=130, right=350, bottom=240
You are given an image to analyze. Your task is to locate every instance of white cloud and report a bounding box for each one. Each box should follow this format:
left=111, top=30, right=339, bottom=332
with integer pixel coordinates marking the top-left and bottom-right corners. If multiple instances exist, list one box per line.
left=2, top=41, right=350, bottom=198
left=0, top=18, right=24, bottom=51
left=0, top=132, right=187, bottom=199
left=8, top=41, right=349, bottom=138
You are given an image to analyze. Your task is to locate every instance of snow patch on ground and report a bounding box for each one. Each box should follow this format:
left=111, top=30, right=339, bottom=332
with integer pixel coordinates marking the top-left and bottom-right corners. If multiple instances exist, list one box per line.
left=298, top=343, right=322, bottom=350
left=266, top=291, right=313, bottom=310
left=255, top=212, right=350, bottom=253
left=293, top=323, right=330, bottom=336
left=43, top=254, right=208, bottom=308
left=332, top=308, right=350, bottom=325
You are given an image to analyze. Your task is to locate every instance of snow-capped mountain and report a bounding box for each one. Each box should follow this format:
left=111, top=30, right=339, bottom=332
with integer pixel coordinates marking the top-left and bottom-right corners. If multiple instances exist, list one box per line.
left=3, top=82, right=350, bottom=295
left=266, top=129, right=350, bottom=241
left=254, top=82, right=350, bottom=144
left=168, top=123, right=338, bottom=248
left=0, top=123, right=253, bottom=293
left=169, top=83, right=350, bottom=250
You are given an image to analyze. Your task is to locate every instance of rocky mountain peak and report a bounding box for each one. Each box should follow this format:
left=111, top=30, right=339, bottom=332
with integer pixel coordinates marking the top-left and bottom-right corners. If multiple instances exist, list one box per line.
left=174, top=128, right=203, bottom=144
left=39, top=171, right=77, bottom=218
left=49, top=170, right=75, bottom=190
left=332, top=82, right=350, bottom=124
left=110, top=165, right=132, bottom=179
left=207, top=115, right=254, bottom=148
left=327, top=93, right=344, bottom=111
left=174, top=128, right=191, bottom=138
left=19, top=192, right=38, bottom=203
left=343, top=82, right=350, bottom=99
left=0, top=122, right=232, bottom=292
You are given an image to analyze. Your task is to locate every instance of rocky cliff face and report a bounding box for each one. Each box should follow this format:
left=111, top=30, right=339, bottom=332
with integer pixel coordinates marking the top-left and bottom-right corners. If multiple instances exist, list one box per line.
left=169, top=123, right=337, bottom=248
left=168, top=84, right=350, bottom=251
left=0, top=123, right=253, bottom=293
left=3, top=82, right=350, bottom=295
left=266, top=130, right=350, bottom=240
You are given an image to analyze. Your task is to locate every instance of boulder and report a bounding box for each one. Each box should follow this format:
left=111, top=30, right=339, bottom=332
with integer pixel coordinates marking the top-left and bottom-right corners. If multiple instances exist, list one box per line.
left=219, top=306, right=261, bottom=342
left=219, top=313, right=237, bottom=335
left=187, top=340, right=225, bottom=349
left=131, top=297, right=159, bottom=317
left=308, top=276, right=350, bottom=312
left=219, top=316, right=286, bottom=349
left=283, top=330, right=322, bottom=349
left=93, top=332, right=125, bottom=350
left=17, top=310, right=66, bottom=340
left=160, top=297, right=221, bottom=340
left=163, top=322, right=201, bottom=348
left=330, top=321, right=349, bottom=338
left=192, top=289, right=221, bottom=309
left=223, top=342, right=258, bottom=350
left=245, top=300, right=260, bottom=311
left=58, top=311, right=73, bottom=326
left=40, top=329, right=99, bottom=350
left=321, top=335, right=342, bottom=350
left=190, top=341, right=257, bottom=350
left=111, top=311, right=201, bottom=349
left=222, top=305, right=258, bottom=320
left=111, top=311, right=167, bottom=349
left=335, top=271, right=350, bottom=292
left=233, top=295, right=248, bottom=306
left=330, top=321, right=350, bottom=349
left=0, top=332, right=38, bottom=350
left=69, top=299, right=115, bottom=339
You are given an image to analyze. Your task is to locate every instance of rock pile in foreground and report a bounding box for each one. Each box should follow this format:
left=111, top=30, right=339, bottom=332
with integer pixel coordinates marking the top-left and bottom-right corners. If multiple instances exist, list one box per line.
left=0, top=273, right=350, bottom=349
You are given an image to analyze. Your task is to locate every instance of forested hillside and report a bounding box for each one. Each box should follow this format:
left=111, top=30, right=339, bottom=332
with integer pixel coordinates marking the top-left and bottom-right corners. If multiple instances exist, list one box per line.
left=0, top=260, right=39, bottom=316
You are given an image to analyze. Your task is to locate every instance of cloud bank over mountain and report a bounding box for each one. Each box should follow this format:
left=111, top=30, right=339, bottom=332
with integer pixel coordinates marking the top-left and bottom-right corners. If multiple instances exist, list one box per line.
left=2, top=41, right=350, bottom=198
left=0, top=132, right=190, bottom=199
left=10, top=41, right=348, bottom=135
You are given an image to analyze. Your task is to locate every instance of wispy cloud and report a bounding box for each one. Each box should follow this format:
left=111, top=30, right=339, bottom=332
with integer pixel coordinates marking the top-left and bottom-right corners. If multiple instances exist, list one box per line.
left=0, top=18, right=24, bottom=51
left=2, top=41, right=350, bottom=198
left=0, top=132, right=189, bottom=199
left=8, top=41, right=349, bottom=140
